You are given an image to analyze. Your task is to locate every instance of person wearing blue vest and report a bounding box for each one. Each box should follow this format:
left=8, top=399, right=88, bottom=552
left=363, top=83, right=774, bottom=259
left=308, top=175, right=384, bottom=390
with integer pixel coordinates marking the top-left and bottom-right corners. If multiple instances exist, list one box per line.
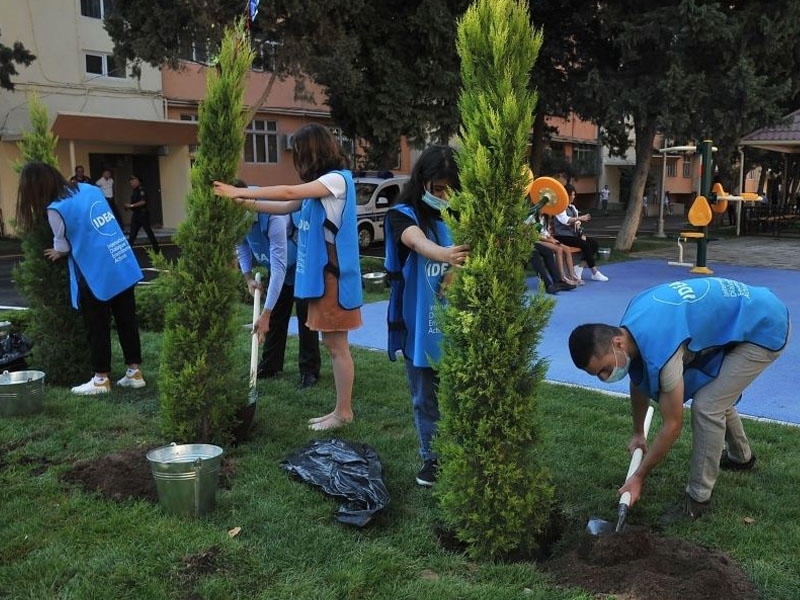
left=16, top=162, right=146, bottom=395
left=214, top=123, right=362, bottom=431
left=234, top=182, right=320, bottom=388
left=384, top=146, right=469, bottom=487
left=568, top=277, right=790, bottom=519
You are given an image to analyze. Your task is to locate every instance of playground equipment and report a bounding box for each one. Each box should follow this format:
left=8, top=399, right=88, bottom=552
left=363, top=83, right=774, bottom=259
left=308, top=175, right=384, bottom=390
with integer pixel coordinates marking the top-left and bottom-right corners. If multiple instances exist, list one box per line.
left=527, top=176, right=569, bottom=216
left=667, top=140, right=763, bottom=274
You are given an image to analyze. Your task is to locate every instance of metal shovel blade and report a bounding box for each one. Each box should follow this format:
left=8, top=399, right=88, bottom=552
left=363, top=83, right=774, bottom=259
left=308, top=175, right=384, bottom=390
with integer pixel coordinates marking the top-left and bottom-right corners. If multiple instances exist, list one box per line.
left=586, top=516, right=615, bottom=536
left=586, top=501, right=630, bottom=536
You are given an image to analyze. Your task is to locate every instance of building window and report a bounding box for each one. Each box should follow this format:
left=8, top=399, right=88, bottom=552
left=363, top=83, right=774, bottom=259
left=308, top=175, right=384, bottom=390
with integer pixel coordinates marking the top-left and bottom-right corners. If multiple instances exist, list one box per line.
left=682, top=160, right=692, bottom=178
left=244, top=119, right=278, bottom=164
left=81, top=0, right=113, bottom=19
left=666, top=161, right=677, bottom=178
left=179, top=40, right=212, bottom=65
left=85, top=53, right=126, bottom=78
left=572, top=145, right=598, bottom=177
left=180, top=114, right=199, bottom=154
left=329, top=127, right=356, bottom=165
left=252, top=38, right=279, bottom=72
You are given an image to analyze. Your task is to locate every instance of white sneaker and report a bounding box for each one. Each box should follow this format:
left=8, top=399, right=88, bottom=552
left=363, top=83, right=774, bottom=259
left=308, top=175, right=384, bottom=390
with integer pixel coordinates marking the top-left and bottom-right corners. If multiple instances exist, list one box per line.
left=573, top=266, right=584, bottom=280
left=591, top=270, right=609, bottom=282
left=117, top=368, right=146, bottom=389
left=71, top=377, right=111, bottom=395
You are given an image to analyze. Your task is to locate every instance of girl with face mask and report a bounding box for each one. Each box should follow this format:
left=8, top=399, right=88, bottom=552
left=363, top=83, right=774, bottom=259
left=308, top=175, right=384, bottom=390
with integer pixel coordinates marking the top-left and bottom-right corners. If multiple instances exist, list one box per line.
left=384, top=145, right=470, bottom=487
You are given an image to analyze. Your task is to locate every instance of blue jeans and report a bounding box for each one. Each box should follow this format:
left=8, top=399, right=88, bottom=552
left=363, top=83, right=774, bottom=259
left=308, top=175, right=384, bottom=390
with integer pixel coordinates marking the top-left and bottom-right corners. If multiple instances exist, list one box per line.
left=404, top=359, right=440, bottom=462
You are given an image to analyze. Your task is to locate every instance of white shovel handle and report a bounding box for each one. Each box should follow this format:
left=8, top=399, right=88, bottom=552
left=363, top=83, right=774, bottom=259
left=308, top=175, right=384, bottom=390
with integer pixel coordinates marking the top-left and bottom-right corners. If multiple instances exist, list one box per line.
left=248, top=273, right=262, bottom=390
left=619, top=405, right=654, bottom=508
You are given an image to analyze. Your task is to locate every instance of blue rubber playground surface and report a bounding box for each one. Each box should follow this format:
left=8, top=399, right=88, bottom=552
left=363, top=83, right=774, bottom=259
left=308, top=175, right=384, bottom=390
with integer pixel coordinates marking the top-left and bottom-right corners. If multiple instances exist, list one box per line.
left=291, top=258, right=799, bottom=425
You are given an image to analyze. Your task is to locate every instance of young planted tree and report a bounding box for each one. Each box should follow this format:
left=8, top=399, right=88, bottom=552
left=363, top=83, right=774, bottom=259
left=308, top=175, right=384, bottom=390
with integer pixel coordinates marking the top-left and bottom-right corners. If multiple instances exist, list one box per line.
left=435, top=0, right=554, bottom=559
left=157, top=22, right=253, bottom=443
left=13, top=93, right=91, bottom=383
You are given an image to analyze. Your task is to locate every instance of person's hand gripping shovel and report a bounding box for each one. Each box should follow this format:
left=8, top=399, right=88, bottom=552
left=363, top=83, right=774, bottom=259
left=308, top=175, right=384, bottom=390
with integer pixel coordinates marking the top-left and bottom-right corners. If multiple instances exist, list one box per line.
left=586, top=405, right=655, bottom=536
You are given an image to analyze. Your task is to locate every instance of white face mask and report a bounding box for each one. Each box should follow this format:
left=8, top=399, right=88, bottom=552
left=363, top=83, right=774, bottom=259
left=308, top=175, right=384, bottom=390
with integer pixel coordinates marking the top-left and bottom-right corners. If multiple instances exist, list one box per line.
left=605, top=346, right=631, bottom=383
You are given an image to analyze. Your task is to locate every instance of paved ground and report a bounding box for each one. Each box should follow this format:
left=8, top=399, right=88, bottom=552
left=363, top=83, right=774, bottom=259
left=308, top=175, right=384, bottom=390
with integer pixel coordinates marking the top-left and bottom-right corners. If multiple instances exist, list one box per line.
left=577, top=210, right=800, bottom=270
left=1, top=213, right=796, bottom=308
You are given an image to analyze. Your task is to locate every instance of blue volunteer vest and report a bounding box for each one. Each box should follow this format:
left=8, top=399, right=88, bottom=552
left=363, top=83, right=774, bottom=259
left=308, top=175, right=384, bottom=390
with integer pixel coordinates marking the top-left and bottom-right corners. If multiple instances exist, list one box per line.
left=621, top=277, right=789, bottom=401
left=244, top=212, right=298, bottom=284
left=49, top=183, right=143, bottom=308
left=384, top=204, right=453, bottom=367
left=294, top=170, right=362, bottom=309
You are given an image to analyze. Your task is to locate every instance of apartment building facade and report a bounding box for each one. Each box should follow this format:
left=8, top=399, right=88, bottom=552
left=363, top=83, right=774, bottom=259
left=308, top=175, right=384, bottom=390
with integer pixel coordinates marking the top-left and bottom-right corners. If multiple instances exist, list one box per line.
left=1, top=2, right=398, bottom=236
left=0, top=0, right=200, bottom=233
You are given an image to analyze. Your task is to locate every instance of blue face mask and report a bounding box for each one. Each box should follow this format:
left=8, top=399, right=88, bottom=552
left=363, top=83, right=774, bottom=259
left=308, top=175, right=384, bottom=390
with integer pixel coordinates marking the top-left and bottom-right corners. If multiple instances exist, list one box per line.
left=605, top=346, right=631, bottom=383
left=421, top=190, right=448, bottom=212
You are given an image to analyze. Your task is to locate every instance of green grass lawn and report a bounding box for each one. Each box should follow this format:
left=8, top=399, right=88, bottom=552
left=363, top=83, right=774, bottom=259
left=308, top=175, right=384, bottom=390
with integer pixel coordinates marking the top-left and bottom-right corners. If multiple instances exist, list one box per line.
left=2, top=303, right=799, bottom=599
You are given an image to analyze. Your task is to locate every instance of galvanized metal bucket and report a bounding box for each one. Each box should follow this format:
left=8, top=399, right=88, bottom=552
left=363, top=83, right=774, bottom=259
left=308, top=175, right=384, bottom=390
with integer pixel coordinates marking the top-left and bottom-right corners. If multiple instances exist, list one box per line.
left=0, top=370, right=45, bottom=417
left=146, top=443, right=224, bottom=517
left=362, top=272, right=386, bottom=293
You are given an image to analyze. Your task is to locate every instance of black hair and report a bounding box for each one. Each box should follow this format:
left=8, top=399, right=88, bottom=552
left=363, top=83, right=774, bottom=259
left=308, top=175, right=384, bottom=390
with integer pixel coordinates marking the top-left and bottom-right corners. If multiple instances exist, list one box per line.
left=393, top=145, right=460, bottom=236
left=568, top=323, right=621, bottom=369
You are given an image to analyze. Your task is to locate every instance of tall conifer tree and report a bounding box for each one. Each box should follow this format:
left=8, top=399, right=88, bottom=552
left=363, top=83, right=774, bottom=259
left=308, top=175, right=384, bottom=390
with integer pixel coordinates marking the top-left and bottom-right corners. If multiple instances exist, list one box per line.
left=157, top=21, right=253, bottom=442
left=435, top=0, right=554, bottom=559
left=13, top=94, right=91, bottom=383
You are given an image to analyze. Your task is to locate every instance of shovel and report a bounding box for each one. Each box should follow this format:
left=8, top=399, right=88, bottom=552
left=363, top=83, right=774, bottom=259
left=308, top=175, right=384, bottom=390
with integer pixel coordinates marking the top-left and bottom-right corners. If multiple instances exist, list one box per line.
left=247, top=272, right=263, bottom=405
left=233, top=272, right=262, bottom=443
left=586, top=404, right=655, bottom=536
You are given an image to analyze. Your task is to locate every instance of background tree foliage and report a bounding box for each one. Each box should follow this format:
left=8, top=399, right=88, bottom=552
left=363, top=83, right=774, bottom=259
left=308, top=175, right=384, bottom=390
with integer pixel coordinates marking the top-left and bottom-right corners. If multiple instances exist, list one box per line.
left=156, top=22, right=253, bottom=443
left=104, top=0, right=469, bottom=169
left=13, top=94, right=91, bottom=384
left=435, top=0, right=554, bottom=559
left=0, top=29, right=35, bottom=91
left=574, top=0, right=800, bottom=249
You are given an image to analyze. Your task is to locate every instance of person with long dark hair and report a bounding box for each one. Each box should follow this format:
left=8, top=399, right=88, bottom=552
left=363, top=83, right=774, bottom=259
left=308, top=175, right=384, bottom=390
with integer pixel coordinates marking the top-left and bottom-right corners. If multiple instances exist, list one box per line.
left=384, top=145, right=469, bottom=486
left=16, top=162, right=146, bottom=395
left=214, top=123, right=361, bottom=431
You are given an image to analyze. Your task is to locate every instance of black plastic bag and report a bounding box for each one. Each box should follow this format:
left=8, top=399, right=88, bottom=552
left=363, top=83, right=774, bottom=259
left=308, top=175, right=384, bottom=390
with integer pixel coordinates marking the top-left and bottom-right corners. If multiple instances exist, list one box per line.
left=0, top=331, right=32, bottom=370
left=280, top=438, right=390, bottom=527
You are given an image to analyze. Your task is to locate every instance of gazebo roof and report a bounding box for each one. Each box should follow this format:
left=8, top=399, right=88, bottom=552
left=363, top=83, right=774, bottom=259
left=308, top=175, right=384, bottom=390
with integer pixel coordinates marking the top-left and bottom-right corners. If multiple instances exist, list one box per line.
left=740, top=108, right=800, bottom=154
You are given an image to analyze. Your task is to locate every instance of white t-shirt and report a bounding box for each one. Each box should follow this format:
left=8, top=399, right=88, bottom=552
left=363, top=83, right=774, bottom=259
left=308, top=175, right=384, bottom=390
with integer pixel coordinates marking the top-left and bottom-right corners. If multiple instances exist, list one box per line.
left=96, top=177, right=114, bottom=199
left=317, top=172, right=347, bottom=244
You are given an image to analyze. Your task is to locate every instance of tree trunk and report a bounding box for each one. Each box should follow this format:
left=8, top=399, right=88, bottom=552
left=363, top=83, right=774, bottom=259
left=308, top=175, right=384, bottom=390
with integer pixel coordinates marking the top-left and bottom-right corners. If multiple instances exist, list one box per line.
left=529, top=110, right=546, bottom=176
left=614, top=117, right=657, bottom=251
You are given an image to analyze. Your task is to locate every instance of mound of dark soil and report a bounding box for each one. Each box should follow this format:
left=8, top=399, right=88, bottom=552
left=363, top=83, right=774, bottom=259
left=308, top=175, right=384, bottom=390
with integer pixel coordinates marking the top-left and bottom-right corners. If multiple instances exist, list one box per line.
left=542, top=527, right=759, bottom=600
left=61, top=447, right=235, bottom=503
left=61, top=447, right=159, bottom=502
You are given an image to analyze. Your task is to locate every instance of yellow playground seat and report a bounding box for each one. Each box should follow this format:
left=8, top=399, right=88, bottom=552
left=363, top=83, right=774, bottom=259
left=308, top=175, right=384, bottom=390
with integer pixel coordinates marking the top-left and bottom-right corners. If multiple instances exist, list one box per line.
left=668, top=196, right=713, bottom=269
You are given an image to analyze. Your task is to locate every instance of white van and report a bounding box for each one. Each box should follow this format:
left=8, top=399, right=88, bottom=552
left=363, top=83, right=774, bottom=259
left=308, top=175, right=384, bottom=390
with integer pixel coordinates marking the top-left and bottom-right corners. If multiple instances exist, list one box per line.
left=354, top=174, right=409, bottom=249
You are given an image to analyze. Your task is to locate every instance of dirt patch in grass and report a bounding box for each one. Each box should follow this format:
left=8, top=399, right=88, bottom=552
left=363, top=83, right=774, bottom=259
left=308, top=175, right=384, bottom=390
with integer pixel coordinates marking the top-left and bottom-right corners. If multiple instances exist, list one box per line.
left=61, top=447, right=236, bottom=503
left=542, top=527, right=759, bottom=599
left=61, top=447, right=160, bottom=502
left=61, top=451, right=757, bottom=599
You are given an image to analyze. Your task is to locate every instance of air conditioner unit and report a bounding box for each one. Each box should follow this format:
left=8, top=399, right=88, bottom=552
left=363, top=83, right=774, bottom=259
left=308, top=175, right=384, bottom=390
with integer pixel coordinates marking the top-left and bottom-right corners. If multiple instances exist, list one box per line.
left=284, top=133, right=294, bottom=151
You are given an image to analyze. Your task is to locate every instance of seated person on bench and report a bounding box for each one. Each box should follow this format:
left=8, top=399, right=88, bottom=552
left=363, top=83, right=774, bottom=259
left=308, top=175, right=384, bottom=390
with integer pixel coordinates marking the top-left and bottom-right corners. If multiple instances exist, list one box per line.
left=552, top=190, right=609, bottom=282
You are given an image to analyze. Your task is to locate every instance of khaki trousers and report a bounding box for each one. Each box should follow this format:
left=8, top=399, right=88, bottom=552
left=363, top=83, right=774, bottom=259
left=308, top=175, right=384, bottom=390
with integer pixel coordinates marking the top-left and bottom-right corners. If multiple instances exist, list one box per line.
left=687, top=342, right=784, bottom=502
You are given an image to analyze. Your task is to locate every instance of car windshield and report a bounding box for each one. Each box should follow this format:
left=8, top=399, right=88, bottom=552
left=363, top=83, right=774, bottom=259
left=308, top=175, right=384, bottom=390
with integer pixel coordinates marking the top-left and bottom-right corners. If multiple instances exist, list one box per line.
left=355, top=183, right=378, bottom=206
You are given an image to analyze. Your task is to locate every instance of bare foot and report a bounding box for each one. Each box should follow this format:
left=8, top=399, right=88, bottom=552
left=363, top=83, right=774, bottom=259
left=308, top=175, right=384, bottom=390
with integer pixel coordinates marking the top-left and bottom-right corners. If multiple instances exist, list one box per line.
left=308, top=411, right=336, bottom=424
left=308, top=414, right=352, bottom=431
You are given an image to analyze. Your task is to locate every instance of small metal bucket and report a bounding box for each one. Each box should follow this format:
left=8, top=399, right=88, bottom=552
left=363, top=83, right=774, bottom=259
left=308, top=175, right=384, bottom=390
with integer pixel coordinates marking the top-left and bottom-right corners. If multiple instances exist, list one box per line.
left=146, top=443, right=224, bottom=517
left=598, top=248, right=612, bottom=261
left=0, top=370, right=45, bottom=417
left=362, top=272, right=386, bottom=293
